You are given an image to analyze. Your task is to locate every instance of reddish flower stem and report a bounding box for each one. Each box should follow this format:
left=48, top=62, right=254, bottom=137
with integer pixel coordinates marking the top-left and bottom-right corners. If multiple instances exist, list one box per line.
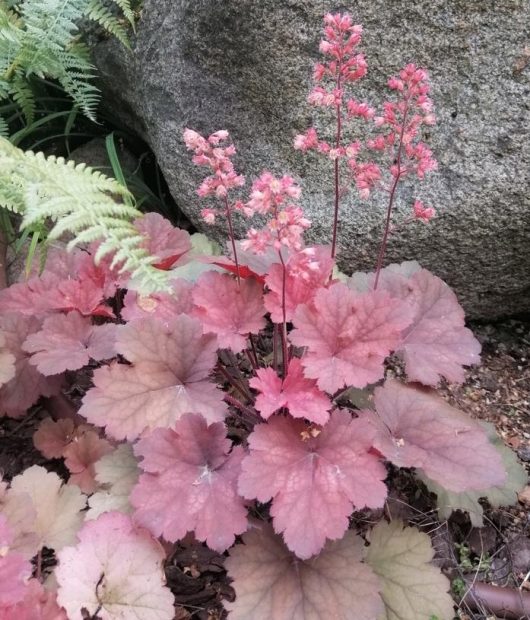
left=330, top=75, right=343, bottom=262
left=272, top=324, right=279, bottom=371
left=277, top=248, right=289, bottom=378
left=217, top=361, right=252, bottom=402
left=373, top=98, right=410, bottom=289
left=224, top=393, right=261, bottom=425
left=223, top=195, right=241, bottom=286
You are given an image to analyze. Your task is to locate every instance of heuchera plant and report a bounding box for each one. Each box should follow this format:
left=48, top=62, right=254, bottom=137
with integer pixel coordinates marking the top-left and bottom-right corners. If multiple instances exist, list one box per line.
left=0, top=12, right=526, bottom=620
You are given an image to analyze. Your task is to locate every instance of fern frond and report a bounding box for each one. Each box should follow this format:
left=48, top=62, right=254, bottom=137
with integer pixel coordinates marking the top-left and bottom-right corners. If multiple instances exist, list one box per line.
left=86, top=0, right=129, bottom=48
left=0, top=137, right=173, bottom=293
left=0, top=114, right=7, bottom=137
left=110, top=0, right=135, bottom=27
left=10, top=71, right=35, bottom=121
left=0, top=0, right=136, bottom=122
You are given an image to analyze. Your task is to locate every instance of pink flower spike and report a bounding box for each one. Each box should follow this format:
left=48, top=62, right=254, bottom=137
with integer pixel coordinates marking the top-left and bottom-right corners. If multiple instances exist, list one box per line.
left=192, top=271, right=266, bottom=353
left=250, top=358, right=332, bottom=424
left=131, top=414, right=247, bottom=552
left=413, top=199, right=436, bottom=222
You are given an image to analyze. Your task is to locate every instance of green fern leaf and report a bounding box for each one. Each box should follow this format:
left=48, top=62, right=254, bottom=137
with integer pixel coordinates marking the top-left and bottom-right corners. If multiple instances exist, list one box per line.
left=0, top=137, right=173, bottom=293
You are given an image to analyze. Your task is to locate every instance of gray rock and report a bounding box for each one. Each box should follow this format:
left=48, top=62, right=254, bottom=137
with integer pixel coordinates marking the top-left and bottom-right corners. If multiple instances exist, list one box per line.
left=93, top=0, right=530, bottom=319
left=67, top=137, right=137, bottom=177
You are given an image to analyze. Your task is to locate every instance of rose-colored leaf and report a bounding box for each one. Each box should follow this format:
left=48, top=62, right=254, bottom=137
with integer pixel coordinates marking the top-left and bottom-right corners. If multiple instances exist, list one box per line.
left=9, top=466, right=86, bottom=551
left=0, top=485, right=39, bottom=559
left=56, top=512, right=174, bottom=620
left=23, top=312, right=116, bottom=375
left=351, top=264, right=481, bottom=385
left=397, top=269, right=481, bottom=385
left=80, top=315, right=226, bottom=440
left=290, top=283, right=412, bottom=393
left=131, top=414, right=247, bottom=552
left=0, top=551, right=31, bottom=607
left=86, top=444, right=140, bottom=520
left=264, top=247, right=334, bottom=322
left=135, top=212, right=192, bottom=270
left=420, top=421, right=529, bottom=527
left=0, top=274, right=113, bottom=319
left=363, top=380, right=506, bottom=492
left=225, top=522, right=383, bottom=620
left=63, top=430, right=113, bottom=494
left=121, top=279, right=194, bottom=322
left=0, top=578, right=67, bottom=620
left=238, top=411, right=387, bottom=558
left=0, top=314, right=62, bottom=418
left=250, top=358, right=331, bottom=424
left=193, top=271, right=266, bottom=352
left=33, top=418, right=76, bottom=459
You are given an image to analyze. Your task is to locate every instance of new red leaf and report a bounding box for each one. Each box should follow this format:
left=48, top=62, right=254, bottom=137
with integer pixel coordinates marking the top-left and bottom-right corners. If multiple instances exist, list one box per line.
left=290, top=283, right=412, bottom=393
left=225, top=522, right=383, bottom=620
left=238, top=411, right=387, bottom=559
left=250, top=358, right=331, bottom=424
left=79, top=315, right=226, bottom=440
left=363, top=380, right=506, bottom=492
left=135, top=212, right=192, bottom=270
left=131, top=414, right=247, bottom=552
left=193, top=271, right=266, bottom=352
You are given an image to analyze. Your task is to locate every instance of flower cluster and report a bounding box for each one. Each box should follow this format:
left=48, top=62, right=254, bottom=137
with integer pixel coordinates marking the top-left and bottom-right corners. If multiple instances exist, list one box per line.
left=370, top=63, right=438, bottom=181
left=241, top=172, right=310, bottom=254
left=183, top=128, right=245, bottom=223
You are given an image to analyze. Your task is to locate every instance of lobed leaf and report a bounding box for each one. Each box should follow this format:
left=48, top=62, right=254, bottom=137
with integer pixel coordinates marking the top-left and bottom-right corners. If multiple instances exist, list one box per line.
left=9, top=466, right=86, bottom=553
left=193, top=271, right=266, bottom=352
left=290, top=283, right=412, bottom=393
left=420, top=422, right=528, bottom=526
left=365, top=520, right=454, bottom=620
left=131, top=414, right=247, bottom=552
left=56, top=512, right=174, bottom=620
left=363, top=380, right=506, bottom=492
left=80, top=315, right=226, bottom=440
left=250, top=357, right=331, bottom=424
left=0, top=314, right=62, bottom=418
left=225, top=522, right=383, bottom=620
left=238, top=410, right=387, bottom=558
left=86, top=444, right=140, bottom=520
left=23, top=311, right=116, bottom=375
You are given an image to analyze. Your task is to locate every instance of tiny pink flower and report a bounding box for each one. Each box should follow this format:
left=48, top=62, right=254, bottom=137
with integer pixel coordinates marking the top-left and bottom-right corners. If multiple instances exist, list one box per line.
left=201, top=208, right=216, bottom=224
left=413, top=200, right=436, bottom=222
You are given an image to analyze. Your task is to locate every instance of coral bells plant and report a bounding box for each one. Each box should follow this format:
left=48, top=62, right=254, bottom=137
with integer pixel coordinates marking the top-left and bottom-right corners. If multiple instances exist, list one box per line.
left=0, top=12, right=526, bottom=620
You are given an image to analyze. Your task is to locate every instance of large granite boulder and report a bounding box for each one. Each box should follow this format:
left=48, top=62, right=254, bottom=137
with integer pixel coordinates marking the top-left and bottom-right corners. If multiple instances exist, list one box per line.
left=93, top=0, right=530, bottom=319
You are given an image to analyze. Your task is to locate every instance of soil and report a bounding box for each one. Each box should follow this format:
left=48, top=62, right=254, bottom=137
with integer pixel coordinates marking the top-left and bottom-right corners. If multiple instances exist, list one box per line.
left=1, top=317, right=529, bottom=620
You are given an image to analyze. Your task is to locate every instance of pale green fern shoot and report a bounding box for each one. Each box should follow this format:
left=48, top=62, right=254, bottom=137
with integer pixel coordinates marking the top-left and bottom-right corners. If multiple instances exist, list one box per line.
left=0, top=136, right=173, bottom=293
left=0, top=0, right=135, bottom=125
